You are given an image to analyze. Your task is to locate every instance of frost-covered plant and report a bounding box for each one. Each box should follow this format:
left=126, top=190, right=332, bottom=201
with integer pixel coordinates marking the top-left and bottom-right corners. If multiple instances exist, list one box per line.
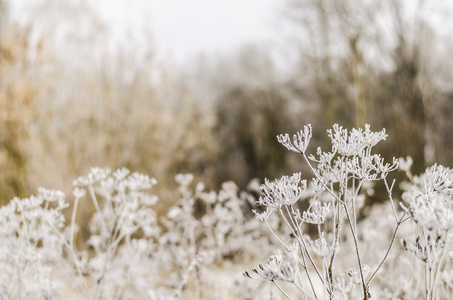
left=246, top=124, right=406, bottom=300
left=160, top=174, right=276, bottom=299
left=0, top=188, right=69, bottom=299
left=0, top=167, right=163, bottom=299
left=0, top=166, right=278, bottom=299
left=7, top=124, right=453, bottom=299
left=70, top=167, right=160, bottom=299
left=400, top=161, right=453, bottom=300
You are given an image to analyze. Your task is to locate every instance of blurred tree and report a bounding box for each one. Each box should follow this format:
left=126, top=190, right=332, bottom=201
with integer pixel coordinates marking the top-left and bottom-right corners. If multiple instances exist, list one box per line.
left=0, top=25, right=38, bottom=204
left=284, top=0, right=382, bottom=130
left=284, top=0, right=453, bottom=176
left=0, top=0, right=221, bottom=218
left=0, top=0, right=6, bottom=33
left=215, top=85, right=292, bottom=188
left=370, top=0, right=443, bottom=174
left=207, top=46, right=297, bottom=188
left=372, top=1, right=426, bottom=173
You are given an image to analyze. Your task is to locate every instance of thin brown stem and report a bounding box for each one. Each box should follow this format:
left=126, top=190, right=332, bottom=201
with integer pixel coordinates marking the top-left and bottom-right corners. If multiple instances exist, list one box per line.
left=279, top=210, right=327, bottom=291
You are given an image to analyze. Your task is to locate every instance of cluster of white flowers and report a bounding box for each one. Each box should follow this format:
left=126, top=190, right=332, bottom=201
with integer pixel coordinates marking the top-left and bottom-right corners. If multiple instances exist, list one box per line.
left=277, top=124, right=313, bottom=154
left=401, top=164, right=453, bottom=299
left=72, top=167, right=111, bottom=186
left=307, top=125, right=398, bottom=186
left=3, top=123, right=453, bottom=299
left=257, top=173, right=306, bottom=210
left=246, top=250, right=297, bottom=283
left=301, top=202, right=330, bottom=224
left=327, top=124, right=387, bottom=157
left=401, top=164, right=453, bottom=240
left=0, top=189, right=68, bottom=299
left=306, top=233, right=336, bottom=257
left=161, top=175, right=273, bottom=271
left=69, top=167, right=161, bottom=298
left=0, top=167, right=280, bottom=299
left=246, top=124, right=405, bottom=300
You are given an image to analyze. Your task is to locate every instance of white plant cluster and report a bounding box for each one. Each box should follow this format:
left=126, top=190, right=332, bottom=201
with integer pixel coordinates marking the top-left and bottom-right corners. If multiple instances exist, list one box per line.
left=0, top=189, right=68, bottom=299
left=245, top=124, right=452, bottom=300
left=71, top=167, right=160, bottom=299
left=0, top=167, right=274, bottom=299
left=159, top=174, right=274, bottom=299
left=1, top=124, right=453, bottom=299
left=400, top=161, right=453, bottom=300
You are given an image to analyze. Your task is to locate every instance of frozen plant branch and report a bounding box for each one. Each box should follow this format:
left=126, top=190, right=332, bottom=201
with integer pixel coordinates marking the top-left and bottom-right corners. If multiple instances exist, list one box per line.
left=248, top=124, right=405, bottom=300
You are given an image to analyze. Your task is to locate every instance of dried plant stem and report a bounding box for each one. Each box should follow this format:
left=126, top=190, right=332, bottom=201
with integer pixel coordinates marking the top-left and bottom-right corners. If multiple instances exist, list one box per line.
left=70, top=197, right=80, bottom=249
left=294, top=269, right=317, bottom=300
left=272, top=280, right=293, bottom=300
left=342, top=201, right=368, bottom=299
left=298, top=240, right=319, bottom=300
left=88, top=185, right=108, bottom=234
left=175, top=256, right=198, bottom=299
left=367, top=212, right=407, bottom=285
left=288, top=205, right=319, bottom=299
left=46, top=219, right=93, bottom=298
left=301, top=152, right=344, bottom=205
left=265, top=220, right=289, bottom=247
left=384, top=178, right=399, bottom=222
left=427, top=231, right=448, bottom=300
left=279, top=209, right=327, bottom=293
left=328, top=219, right=340, bottom=290
left=303, top=151, right=367, bottom=297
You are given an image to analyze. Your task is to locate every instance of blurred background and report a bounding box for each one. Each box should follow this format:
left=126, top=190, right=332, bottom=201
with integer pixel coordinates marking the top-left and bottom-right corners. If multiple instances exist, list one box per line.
left=1, top=0, right=453, bottom=206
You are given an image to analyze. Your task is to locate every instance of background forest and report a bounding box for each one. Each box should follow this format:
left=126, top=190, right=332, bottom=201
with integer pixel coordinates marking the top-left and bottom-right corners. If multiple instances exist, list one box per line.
left=0, top=0, right=453, bottom=214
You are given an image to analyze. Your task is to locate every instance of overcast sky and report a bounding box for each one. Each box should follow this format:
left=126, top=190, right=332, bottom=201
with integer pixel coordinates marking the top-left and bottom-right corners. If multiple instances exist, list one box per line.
left=94, top=0, right=281, bottom=63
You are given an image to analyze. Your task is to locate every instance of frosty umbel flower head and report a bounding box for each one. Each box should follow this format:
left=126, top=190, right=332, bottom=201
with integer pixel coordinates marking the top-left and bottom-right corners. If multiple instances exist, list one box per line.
left=245, top=250, right=297, bottom=283
left=301, top=201, right=331, bottom=224
left=257, top=172, right=305, bottom=210
left=327, top=124, right=387, bottom=157
left=307, top=233, right=336, bottom=257
left=277, top=124, right=312, bottom=153
left=73, top=167, right=111, bottom=186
